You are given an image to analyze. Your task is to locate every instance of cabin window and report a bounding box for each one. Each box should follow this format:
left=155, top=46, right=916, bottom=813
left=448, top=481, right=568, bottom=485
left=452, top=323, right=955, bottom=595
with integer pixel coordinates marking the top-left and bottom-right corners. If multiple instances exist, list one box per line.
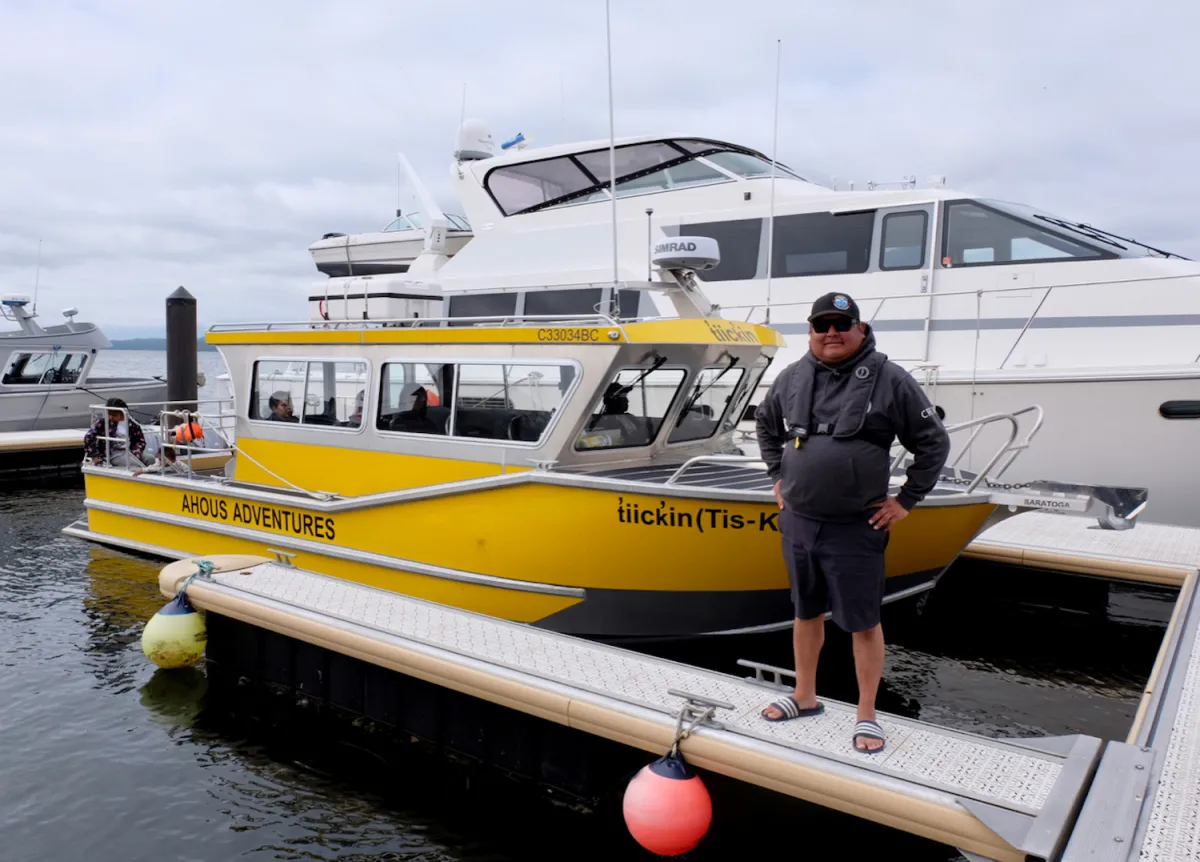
left=880, top=211, right=929, bottom=270
left=682, top=219, right=762, bottom=282
left=609, top=159, right=728, bottom=197
left=574, top=365, right=688, bottom=451
left=1, top=351, right=89, bottom=385
left=452, top=363, right=573, bottom=442
left=300, top=361, right=369, bottom=428
left=446, top=292, right=518, bottom=320
left=377, top=362, right=451, bottom=436
left=667, top=364, right=747, bottom=444
left=524, top=288, right=604, bottom=318
left=250, top=359, right=367, bottom=429
left=942, top=201, right=1105, bottom=267
left=769, top=211, right=875, bottom=277
left=574, top=142, right=683, bottom=185
left=383, top=216, right=414, bottom=232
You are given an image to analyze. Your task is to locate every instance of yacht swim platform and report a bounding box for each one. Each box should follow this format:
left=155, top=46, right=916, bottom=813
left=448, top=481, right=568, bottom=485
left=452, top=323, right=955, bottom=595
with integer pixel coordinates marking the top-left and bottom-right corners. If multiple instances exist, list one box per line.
left=157, top=552, right=1196, bottom=862
left=968, top=512, right=1200, bottom=586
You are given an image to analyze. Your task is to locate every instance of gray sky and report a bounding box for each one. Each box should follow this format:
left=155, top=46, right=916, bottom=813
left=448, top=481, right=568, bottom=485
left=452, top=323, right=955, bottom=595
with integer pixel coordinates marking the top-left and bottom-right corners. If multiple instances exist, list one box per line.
left=2, top=1, right=1197, bottom=337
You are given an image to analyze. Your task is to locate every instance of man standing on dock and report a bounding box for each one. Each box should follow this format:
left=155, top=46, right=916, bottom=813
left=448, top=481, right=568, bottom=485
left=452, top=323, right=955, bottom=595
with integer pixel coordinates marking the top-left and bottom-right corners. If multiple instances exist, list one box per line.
left=755, top=292, right=950, bottom=752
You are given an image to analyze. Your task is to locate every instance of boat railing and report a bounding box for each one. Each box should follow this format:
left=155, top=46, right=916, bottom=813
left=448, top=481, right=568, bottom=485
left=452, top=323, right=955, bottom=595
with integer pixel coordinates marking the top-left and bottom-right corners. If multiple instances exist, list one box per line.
left=207, top=312, right=643, bottom=334
left=84, top=399, right=238, bottom=477
left=667, top=406, right=1043, bottom=497
left=724, top=269, right=1200, bottom=365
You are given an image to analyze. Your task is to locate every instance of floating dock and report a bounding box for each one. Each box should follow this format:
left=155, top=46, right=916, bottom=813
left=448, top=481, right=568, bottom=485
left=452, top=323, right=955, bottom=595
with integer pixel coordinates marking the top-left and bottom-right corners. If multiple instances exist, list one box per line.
left=967, top=511, right=1198, bottom=585
left=0, top=428, right=86, bottom=480
left=152, top=544, right=1200, bottom=862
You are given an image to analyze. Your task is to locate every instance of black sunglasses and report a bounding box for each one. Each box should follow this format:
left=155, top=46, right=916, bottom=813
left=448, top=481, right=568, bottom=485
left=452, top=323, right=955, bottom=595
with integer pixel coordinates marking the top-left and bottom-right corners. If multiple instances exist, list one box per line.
left=810, top=316, right=857, bottom=333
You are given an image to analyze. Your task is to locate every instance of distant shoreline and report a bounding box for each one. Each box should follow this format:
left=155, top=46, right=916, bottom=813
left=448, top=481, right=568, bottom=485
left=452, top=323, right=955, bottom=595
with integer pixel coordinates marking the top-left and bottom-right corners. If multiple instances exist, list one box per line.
left=110, top=338, right=219, bottom=352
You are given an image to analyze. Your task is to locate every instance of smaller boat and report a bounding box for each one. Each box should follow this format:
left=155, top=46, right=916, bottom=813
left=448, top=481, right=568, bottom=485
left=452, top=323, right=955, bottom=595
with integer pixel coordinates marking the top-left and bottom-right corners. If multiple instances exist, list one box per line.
left=0, top=296, right=168, bottom=432
left=308, top=210, right=474, bottom=278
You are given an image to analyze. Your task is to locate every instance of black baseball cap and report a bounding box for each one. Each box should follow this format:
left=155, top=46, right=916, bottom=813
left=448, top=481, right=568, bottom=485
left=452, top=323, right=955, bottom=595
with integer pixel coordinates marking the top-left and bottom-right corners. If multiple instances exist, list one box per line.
left=807, top=292, right=860, bottom=322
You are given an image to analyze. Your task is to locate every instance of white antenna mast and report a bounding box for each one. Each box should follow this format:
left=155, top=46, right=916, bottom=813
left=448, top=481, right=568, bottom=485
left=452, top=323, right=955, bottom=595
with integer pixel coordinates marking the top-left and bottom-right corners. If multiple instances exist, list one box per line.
left=32, top=238, right=43, bottom=314
left=605, top=0, right=619, bottom=299
left=764, top=39, right=781, bottom=326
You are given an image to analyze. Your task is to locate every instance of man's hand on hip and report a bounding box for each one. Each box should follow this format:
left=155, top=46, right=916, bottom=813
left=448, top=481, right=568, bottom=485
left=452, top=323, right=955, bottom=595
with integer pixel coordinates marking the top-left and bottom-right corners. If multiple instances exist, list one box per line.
left=868, top=496, right=909, bottom=531
left=773, top=480, right=784, bottom=510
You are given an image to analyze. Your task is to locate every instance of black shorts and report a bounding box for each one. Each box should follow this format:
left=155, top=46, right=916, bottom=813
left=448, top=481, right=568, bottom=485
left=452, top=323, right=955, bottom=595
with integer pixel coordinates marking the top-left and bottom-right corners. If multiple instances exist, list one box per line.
left=780, top=508, right=888, bottom=633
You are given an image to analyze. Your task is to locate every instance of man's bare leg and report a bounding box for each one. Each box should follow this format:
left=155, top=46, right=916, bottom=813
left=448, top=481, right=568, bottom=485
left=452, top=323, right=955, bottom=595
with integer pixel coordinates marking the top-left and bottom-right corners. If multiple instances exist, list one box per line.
left=762, top=616, right=824, bottom=719
left=851, top=623, right=885, bottom=750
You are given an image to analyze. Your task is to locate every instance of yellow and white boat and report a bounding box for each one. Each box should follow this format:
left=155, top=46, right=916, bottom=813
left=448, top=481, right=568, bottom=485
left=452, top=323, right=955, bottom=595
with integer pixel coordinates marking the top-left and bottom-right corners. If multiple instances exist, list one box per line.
left=63, top=187, right=1143, bottom=638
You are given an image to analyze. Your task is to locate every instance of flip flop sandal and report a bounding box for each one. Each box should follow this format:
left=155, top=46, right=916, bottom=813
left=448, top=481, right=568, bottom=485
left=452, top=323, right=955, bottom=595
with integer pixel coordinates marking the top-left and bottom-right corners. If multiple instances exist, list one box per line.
left=761, top=698, right=825, bottom=722
left=853, top=720, right=886, bottom=753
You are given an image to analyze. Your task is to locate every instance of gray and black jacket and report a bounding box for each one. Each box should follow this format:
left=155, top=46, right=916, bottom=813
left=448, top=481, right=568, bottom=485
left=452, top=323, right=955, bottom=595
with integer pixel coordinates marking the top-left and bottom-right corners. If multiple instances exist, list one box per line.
left=755, top=330, right=950, bottom=520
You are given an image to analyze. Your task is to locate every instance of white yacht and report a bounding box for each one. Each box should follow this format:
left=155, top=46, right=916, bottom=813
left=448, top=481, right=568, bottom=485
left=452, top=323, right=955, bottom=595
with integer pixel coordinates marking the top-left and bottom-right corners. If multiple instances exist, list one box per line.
left=303, top=123, right=1198, bottom=525
left=308, top=210, right=474, bottom=278
left=0, top=296, right=169, bottom=432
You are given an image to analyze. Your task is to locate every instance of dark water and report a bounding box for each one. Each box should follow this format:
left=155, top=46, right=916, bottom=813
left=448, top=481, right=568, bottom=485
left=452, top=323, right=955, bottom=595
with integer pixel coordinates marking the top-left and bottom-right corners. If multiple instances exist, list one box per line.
left=0, top=478, right=1176, bottom=862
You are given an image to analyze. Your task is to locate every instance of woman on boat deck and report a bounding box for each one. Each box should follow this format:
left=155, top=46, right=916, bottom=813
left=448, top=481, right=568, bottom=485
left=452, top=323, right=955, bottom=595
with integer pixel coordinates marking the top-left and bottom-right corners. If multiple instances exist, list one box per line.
left=83, top=397, right=147, bottom=468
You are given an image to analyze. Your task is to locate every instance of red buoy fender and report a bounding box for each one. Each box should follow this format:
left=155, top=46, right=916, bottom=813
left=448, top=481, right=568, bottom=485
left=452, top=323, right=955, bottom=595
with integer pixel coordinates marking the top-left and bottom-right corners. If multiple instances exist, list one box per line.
left=623, top=753, right=712, bottom=857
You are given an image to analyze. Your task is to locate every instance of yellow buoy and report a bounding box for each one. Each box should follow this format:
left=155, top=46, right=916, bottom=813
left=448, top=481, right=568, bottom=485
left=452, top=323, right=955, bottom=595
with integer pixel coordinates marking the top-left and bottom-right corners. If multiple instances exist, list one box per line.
left=141, top=590, right=207, bottom=669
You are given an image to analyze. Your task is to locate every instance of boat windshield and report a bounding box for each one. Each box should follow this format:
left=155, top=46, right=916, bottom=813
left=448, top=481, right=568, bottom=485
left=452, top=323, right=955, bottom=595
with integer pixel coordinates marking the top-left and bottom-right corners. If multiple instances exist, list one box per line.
left=982, top=199, right=1188, bottom=260
left=575, top=360, right=687, bottom=451
left=383, top=213, right=471, bottom=232
left=485, top=139, right=807, bottom=216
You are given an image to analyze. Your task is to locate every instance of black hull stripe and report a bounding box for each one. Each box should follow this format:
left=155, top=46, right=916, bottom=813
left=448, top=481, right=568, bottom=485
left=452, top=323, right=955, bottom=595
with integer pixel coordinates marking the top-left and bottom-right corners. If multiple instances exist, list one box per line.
left=314, top=262, right=411, bottom=278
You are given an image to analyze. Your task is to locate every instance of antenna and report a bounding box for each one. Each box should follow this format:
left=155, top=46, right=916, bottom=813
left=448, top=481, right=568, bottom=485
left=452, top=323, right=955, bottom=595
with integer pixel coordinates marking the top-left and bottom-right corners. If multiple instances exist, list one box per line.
left=764, top=39, right=781, bottom=326
left=33, top=239, right=42, bottom=313
left=560, top=70, right=566, bottom=142
left=645, top=207, right=654, bottom=281
left=605, top=0, right=619, bottom=302
left=458, top=82, right=467, bottom=136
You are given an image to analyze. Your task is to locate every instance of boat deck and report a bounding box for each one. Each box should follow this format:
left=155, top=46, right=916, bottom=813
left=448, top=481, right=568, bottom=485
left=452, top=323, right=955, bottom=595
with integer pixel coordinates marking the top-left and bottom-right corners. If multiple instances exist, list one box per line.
left=177, top=557, right=1102, bottom=862
left=968, top=512, right=1200, bottom=585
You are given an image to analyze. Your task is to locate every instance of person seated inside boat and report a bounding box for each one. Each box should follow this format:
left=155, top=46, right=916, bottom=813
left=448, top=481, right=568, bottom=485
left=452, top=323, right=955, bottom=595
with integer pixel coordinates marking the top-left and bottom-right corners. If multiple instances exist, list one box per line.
left=83, top=397, right=147, bottom=469
left=348, top=390, right=365, bottom=425
left=267, top=391, right=298, bottom=422
left=579, top=382, right=648, bottom=446
left=132, top=440, right=188, bottom=477
left=388, top=386, right=450, bottom=435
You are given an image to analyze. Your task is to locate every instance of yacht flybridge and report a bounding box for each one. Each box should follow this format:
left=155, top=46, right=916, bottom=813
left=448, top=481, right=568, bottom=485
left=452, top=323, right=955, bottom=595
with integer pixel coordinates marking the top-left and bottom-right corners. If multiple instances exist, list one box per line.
left=68, top=209, right=1143, bottom=638
left=0, top=296, right=167, bottom=432
left=310, top=121, right=1197, bottom=525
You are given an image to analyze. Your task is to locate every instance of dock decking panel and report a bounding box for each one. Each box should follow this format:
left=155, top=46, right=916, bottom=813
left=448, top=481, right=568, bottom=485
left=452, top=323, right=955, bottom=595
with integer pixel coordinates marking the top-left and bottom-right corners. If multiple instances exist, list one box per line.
left=198, top=562, right=1078, bottom=821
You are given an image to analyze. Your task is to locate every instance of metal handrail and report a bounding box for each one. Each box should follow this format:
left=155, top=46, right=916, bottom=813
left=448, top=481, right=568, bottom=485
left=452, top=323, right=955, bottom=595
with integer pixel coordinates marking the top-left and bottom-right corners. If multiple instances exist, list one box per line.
left=207, top=312, right=640, bottom=334
left=669, top=406, right=1044, bottom=497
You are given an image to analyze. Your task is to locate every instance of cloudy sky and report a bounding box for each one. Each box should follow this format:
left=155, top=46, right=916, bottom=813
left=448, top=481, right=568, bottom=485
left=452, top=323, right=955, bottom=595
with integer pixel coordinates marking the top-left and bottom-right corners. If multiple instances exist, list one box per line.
left=1, top=1, right=1197, bottom=337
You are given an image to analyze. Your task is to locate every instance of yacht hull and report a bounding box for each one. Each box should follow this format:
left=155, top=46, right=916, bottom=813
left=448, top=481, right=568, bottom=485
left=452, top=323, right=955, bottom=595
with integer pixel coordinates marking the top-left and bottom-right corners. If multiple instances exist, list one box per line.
left=0, top=379, right=168, bottom=433
left=75, top=467, right=994, bottom=639
left=744, top=371, right=1200, bottom=527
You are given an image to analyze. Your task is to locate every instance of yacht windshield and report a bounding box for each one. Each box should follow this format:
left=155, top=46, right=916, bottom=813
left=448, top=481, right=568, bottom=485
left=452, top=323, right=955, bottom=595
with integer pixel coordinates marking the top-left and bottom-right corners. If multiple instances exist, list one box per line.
left=982, top=200, right=1187, bottom=260
left=485, top=139, right=807, bottom=216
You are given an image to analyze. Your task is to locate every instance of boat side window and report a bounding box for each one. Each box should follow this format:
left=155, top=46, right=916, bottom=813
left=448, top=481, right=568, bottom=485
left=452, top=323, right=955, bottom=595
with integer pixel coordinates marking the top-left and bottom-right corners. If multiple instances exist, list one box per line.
left=377, top=362, right=451, bottom=436
left=770, top=211, right=875, bottom=277
left=667, top=365, right=747, bottom=444
left=610, top=159, right=729, bottom=197
left=524, top=288, right=604, bottom=318
left=300, top=361, right=369, bottom=428
left=1, top=351, right=87, bottom=385
left=880, top=211, right=929, bottom=270
left=453, top=363, right=573, bottom=443
left=446, top=292, right=518, bottom=321
left=942, top=201, right=1105, bottom=267
left=250, top=360, right=304, bottom=422
left=681, top=219, right=763, bottom=282
left=383, top=216, right=413, bottom=232
left=575, top=366, right=688, bottom=451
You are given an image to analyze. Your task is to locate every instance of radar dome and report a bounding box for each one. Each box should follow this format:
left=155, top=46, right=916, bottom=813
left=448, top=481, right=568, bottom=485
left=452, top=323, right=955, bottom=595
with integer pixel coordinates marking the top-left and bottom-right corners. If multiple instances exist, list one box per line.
left=455, top=119, right=495, bottom=161
left=651, top=236, right=720, bottom=272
